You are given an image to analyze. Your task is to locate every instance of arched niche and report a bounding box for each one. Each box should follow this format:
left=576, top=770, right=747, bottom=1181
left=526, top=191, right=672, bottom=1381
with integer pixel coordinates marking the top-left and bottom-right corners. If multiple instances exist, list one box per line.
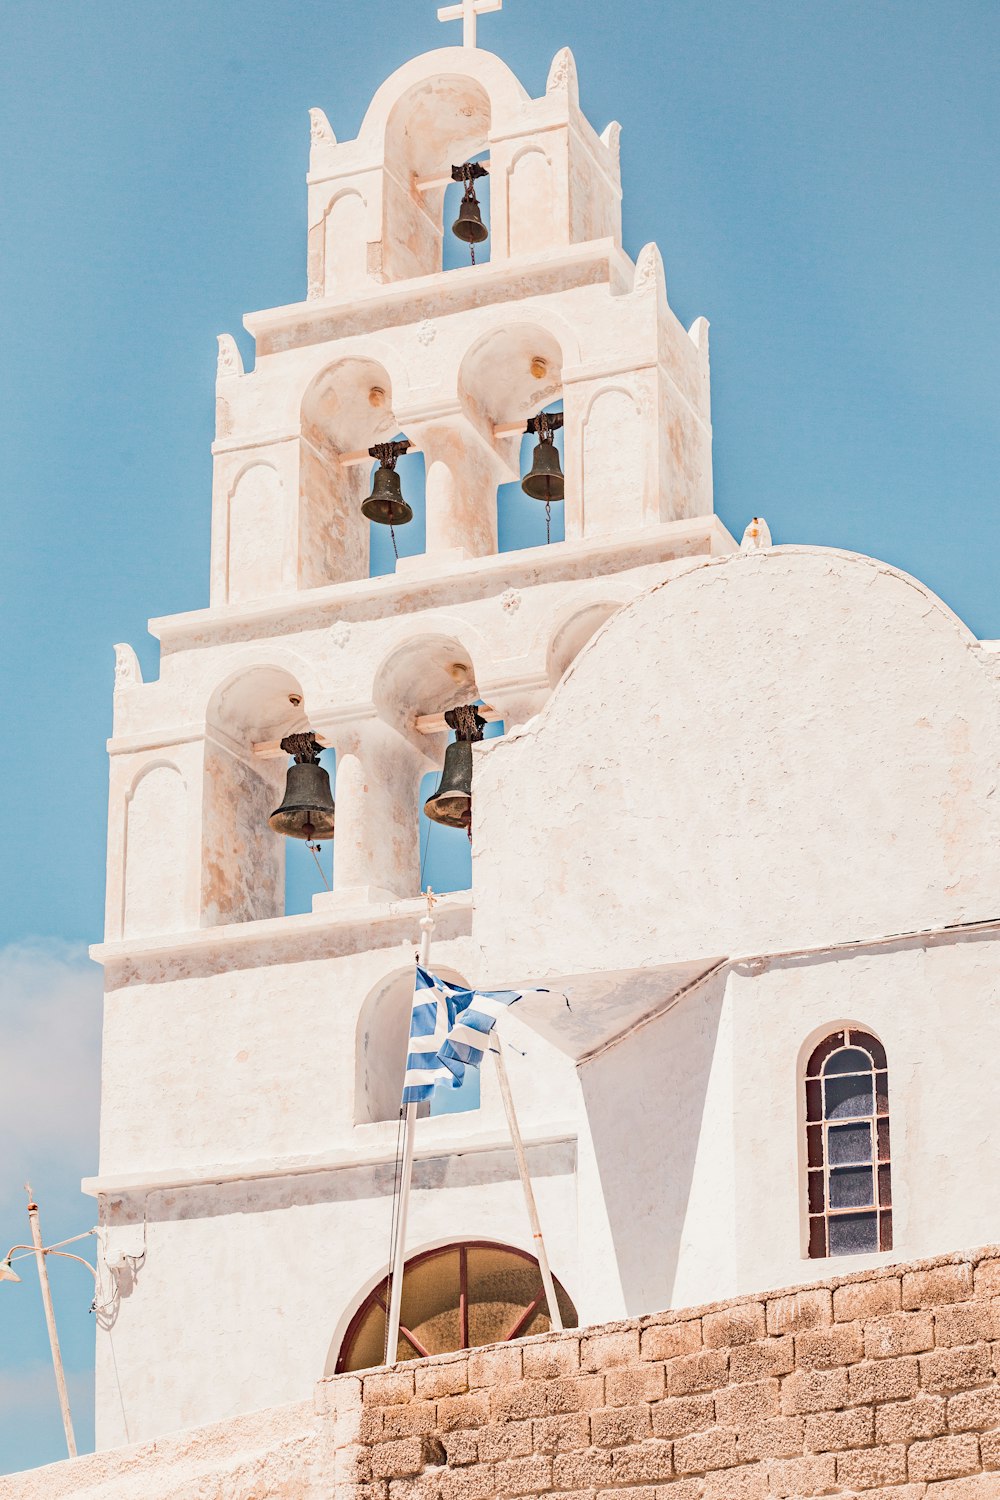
left=459, top=322, right=566, bottom=553
left=460, top=322, right=564, bottom=440
left=202, top=663, right=308, bottom=927
left=299, top=357, right=399, bottom=588
left=356, top=964, right=473, bottom=1125
left=331, top=1240, right=578, bottom=1372
left=321, top=190, right=368, bottom=296
left=381, top=75, right=492, bottom=280
left=582, top=385, right=646, bottom=537
left=226, top=463, right=287, bottom=604
left=372, top=632, right=480, bottom=738
left=371, top=633, right=483, bottom=896
left=547, top=601, right=623, bottom=687
left=442, top=152, right=492, bottom=271
left=123, top=763, right=188, bottom=939
left=507, top=145, right=556, bottom=258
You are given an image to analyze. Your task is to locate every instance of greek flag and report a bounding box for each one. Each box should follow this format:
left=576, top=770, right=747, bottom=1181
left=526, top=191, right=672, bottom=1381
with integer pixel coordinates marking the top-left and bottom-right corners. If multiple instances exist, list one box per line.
left=401, top=966, right=545, bottom=1105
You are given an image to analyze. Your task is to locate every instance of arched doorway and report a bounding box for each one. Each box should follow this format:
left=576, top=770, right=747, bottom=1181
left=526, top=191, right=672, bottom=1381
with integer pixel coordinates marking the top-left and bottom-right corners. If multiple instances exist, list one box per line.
left=336, top=1241, right=577, bottom=1373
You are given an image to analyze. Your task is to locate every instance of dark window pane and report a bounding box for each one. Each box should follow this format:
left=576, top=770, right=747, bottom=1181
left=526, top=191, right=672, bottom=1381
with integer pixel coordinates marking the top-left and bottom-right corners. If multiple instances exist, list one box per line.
left=807, top=1123, right=824, bottom=1169
left=828, top=1122, right=872, bottom=1165
left=808, top=1170, right=825, bottom=1214
left=878, top=1164, right=892, bottom=1207
left=875, top=1072, right=889, bottom=1113
left=805, top=1078, right=823, bottom=1123
left=880, top=1209, right=893, bottom=1252
left=877, top=1118, right=891, bottom=1162
left=850, top=1030, right=887, bottom=1071
left=829, top=1166, right=875, bottom=1209
left=808, top=1216, right=827, bottom=1259
left=828, top=1212, right=879, bottom=1255
left=825, top=1074, right=874, bottom=1120
left=825, top=1047, right=874, bottom=1075
left=807, top=1031, right=846, bottom=1077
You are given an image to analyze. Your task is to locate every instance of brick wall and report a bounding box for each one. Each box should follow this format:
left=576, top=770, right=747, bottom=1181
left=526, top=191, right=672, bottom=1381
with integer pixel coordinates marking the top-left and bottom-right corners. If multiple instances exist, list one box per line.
left=322, top=1247, right=1000, bottom=1500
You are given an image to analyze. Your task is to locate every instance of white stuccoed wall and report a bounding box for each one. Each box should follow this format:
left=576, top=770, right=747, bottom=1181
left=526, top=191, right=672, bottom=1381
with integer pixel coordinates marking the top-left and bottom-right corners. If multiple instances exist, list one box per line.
left=79, top=29, right=1000, bottom=1471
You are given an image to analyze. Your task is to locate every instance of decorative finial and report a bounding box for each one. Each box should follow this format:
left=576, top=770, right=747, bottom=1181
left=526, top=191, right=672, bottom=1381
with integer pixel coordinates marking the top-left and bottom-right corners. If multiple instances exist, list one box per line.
left=216, top=334, right=243, bottom=380
left=437, top=0, right=502, bottom=48
left=740, top=517, right=773, bottom=551
left=308, top=108, right=336, bottom=147
left=113, top=643, right=143, bottom=689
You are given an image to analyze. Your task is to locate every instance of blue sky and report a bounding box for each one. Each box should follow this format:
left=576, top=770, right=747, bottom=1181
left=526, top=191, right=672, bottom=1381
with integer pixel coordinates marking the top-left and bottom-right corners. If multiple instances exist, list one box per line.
left=0, top=0, right=997, bottom=1474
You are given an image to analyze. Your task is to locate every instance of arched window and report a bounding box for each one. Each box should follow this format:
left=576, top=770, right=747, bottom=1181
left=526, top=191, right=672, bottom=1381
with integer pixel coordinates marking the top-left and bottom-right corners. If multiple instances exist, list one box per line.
left=336, top=1241, right=577, bottom=1372
left=805, top=1027, right=892, bottom=1259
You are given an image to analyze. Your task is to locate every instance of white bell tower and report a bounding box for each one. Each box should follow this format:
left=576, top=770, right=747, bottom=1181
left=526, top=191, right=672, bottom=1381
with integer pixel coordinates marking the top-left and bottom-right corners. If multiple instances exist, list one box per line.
left=90, top=18, right=733, bottom=1450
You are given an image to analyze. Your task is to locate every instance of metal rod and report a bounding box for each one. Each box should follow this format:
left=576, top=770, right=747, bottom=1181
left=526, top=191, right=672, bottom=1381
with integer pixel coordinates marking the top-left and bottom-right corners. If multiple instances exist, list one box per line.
left=26, top=1186, right=77, bottom=1458
left=489, top=1046, right=563, bottom=1331
left=384, top=896, right=436, bottom=1364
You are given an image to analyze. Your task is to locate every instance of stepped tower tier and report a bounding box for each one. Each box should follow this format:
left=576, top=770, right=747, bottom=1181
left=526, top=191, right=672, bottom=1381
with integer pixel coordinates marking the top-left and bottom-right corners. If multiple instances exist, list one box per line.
left=210, top=44, right=717, bottom=606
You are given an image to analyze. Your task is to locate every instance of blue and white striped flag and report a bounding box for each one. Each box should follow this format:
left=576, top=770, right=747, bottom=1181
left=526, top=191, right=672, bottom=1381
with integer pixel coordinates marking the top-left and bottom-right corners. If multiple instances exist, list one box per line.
left=401, top=966, right=546, bottom=1105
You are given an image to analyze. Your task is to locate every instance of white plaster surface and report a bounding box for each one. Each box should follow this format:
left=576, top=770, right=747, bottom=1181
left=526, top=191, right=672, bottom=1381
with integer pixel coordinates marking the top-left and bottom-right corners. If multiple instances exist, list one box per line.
left=66, top=27, right=1000, bottom=1485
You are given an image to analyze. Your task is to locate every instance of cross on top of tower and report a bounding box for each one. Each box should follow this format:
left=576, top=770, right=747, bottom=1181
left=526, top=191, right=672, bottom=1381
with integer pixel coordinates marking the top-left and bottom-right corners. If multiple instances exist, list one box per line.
left=437, top=0, right=502, bottom=48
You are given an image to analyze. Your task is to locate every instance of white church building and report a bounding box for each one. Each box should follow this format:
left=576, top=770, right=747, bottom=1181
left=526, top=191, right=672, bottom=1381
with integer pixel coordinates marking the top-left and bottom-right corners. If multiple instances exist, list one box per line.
left=76, top=3, right=1000, bottom=1461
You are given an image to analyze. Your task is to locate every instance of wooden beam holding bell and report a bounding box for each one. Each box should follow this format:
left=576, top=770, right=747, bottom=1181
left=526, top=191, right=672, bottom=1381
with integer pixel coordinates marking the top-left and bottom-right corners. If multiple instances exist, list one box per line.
left=522, top=411, right=565, bottom=503
left=363, top=440, right=413, bottom=527
left=423, top=706, right=487, bottom=833
left=269, top=733, right=336, bottom=841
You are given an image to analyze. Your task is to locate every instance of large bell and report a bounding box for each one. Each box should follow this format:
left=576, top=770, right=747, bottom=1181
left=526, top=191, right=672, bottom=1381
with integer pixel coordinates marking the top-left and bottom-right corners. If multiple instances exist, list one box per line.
left=269, top=735, right=336, bottom=841
left=423, top=739, right=474, bottom=831
left=452, top=192, right=488, bottom=246
left=521, top=436, right=565, bottom=503
left=362, top=462, right=413, bottom=528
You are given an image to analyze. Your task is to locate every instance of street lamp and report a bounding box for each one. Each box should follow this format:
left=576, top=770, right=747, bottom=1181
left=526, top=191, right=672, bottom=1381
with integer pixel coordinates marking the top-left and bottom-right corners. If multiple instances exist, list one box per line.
left=2, top=1185, right=102, bottom=1459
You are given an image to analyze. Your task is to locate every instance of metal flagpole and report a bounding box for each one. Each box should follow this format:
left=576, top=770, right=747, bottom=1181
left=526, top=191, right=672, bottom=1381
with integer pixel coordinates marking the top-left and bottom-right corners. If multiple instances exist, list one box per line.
left=25, top=1185, right=78, bottom=1457
left=385, top=890, right=436, bottom=1365
left=490, top=1043, right=563, bottom=1331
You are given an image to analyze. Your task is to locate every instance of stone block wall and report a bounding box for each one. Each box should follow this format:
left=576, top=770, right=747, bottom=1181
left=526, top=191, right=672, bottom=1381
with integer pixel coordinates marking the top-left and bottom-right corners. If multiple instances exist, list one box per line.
left=7, top=1247, right=1000, bottom=1499
left=326, top=1248, right=1000, bottom=1500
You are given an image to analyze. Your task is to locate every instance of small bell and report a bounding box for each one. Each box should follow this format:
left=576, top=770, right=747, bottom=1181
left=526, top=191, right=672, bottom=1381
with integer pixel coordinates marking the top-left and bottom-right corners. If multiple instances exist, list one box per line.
left=423, top=706, right=487, bottom=833
left=450, top=162, right=489, bottom=248
left=362, top=464, right=412, bottom=528
left=521, top=412, right=566, bottom=503
left=452, top=193, right=488, bottom=246
left=269, top=733, right=336, bottom=841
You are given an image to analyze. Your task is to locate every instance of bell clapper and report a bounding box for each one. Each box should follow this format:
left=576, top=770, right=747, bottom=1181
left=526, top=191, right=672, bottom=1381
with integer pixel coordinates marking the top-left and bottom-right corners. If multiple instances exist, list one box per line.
left=451, top=161, right=489, bottom=265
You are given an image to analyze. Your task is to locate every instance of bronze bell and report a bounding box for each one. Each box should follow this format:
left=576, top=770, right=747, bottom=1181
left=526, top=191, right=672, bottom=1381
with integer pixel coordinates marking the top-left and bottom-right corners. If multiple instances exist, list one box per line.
left=521, top=436, right=565, bottom=503
left=423, top=706, right=487, bottom=832
left=452, top=191, right=488, bottom=246
left=362, top=459, right=413, bottom=528
left=423, top=739, right=474, bottom=830
left=269, top=734, right=336, bottom=841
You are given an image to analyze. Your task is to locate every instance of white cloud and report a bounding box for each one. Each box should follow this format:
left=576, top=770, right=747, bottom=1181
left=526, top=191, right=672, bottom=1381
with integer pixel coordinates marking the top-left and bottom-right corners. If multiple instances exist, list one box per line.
left=0, top=942, right=102, bottom=1227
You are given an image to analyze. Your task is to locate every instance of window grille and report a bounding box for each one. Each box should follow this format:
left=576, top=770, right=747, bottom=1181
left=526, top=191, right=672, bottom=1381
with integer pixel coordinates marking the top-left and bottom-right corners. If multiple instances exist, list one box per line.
left=805, top=1027, right=892, bottom=1258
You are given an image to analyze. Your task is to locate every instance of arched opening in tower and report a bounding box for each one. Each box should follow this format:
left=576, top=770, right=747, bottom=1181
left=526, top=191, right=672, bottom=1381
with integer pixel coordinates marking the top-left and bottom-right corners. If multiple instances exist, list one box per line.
left=334, top=1241, right=577, bottom=1372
